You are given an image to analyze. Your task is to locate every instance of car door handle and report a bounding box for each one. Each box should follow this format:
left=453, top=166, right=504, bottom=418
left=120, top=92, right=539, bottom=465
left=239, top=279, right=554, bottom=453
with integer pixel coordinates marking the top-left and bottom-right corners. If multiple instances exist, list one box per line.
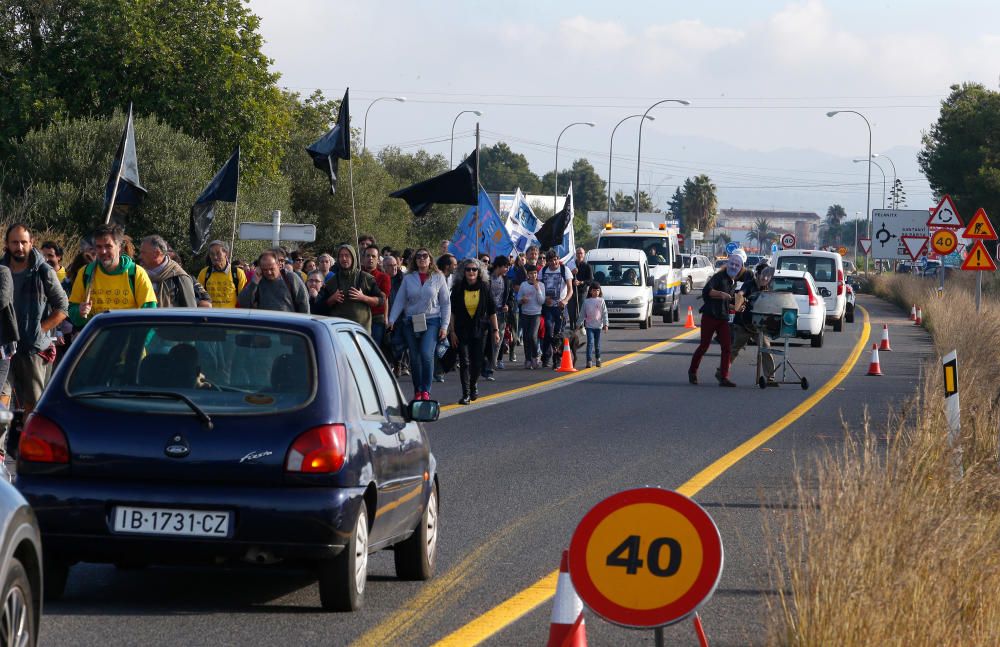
left=369, top=433, right=378, bottom=446
left=397, top=431, right=406, bottom=442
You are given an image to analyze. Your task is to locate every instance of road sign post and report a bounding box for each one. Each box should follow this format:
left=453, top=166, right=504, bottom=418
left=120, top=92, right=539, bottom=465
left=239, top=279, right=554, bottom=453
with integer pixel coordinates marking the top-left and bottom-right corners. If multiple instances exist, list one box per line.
left=959, top=208, right=998, bottom=313
left=568, top=488, right=723, bottom=644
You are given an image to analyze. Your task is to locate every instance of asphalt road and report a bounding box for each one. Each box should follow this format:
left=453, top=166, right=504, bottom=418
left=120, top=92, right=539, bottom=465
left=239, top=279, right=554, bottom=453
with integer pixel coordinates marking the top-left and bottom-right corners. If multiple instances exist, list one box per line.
left=38, top=293, right=932, bottom=646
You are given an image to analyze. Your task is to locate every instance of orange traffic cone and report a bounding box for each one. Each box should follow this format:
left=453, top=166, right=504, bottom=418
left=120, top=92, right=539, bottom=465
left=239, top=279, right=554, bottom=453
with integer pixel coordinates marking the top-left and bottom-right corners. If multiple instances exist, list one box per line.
left=910, top=304, right=917, bottom=321
left=547, top=551, right=586, bottom=647
left=866, top=344, right=882, bottom=376
left=683, top=306, right=696, bottom=329
left=556, top=338, right=577, bottom=373
left=879, top=324, right=892, bottom=351
left=914, top=307, right=922, bottom=326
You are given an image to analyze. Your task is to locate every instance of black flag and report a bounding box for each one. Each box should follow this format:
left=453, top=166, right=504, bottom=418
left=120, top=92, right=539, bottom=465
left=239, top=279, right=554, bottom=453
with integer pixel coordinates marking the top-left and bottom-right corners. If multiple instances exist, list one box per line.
left=389, top=152, right=478, bottom=217
left=535, top=189, right=573, bottom=250
left=190, top=147, right=240, bottom=253
left=306, top=88, right=351, bottom=194
left=103, top=103, right=147, bottom=223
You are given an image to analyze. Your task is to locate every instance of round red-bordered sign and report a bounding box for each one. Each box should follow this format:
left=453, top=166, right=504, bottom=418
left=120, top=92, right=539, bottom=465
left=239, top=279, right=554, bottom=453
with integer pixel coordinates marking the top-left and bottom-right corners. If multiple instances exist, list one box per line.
left=931, top=229, right=958, bottom=255
left=780, top=233, right=796, bottom=249
left=568, top=488, right=723, bottom=628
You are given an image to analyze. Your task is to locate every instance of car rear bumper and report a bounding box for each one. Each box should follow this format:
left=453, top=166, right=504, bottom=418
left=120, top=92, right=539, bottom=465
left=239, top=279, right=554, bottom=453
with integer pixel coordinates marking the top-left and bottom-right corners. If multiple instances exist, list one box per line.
left=17, top=475, right=366, bottom=563
left=797, top=312, right=824, bottom=336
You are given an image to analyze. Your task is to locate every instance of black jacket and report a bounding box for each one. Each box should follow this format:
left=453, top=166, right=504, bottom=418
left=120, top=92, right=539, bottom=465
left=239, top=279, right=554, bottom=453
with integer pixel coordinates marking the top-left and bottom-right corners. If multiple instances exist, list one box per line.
left=700, top=270, right=735, bottom=320
left=449, top=281, right=497, bottom=340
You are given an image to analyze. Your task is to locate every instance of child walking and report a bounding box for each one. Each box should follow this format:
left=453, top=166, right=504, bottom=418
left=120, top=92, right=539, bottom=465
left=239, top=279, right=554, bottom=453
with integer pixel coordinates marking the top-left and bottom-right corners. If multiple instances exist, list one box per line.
left=582, top=282, right=609, bottom=368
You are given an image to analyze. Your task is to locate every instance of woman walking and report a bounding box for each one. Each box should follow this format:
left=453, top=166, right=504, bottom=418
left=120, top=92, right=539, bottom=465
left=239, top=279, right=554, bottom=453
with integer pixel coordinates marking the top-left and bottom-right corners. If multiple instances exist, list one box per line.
left=582, top=282, right=609, bottom=368
left=387, top=248, right=451, bottom=401
left=516, top=265, right=545, bottom=369
left=688, top=253, right=741, bottom=387
left=448, top=260, right=499, bottom=405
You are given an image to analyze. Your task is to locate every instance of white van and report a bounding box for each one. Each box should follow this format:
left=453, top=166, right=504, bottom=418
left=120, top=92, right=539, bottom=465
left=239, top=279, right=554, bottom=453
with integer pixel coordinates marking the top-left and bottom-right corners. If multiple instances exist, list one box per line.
left=584, top=248, right=654, bottom=329
left=771, top=249, right=847, bottom=331
left=596, top=222, right=681, bottom=323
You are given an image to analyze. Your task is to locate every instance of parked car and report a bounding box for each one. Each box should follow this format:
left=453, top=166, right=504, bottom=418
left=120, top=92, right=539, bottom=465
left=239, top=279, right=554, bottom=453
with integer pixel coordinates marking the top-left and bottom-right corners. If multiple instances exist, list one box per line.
left=16, top=309, right=441, bottom=612
left=772, top=249, right=847, bottom=332
left=0, top=442, right=42, bottom=647
left=769, top=270, right=827, bottom=347
left=679, top=253, right=714, bottom=294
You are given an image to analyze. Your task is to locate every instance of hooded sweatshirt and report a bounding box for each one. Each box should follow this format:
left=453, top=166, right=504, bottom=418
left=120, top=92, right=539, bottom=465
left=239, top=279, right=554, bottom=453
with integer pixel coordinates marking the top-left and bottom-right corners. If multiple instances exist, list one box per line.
left=313, top=244, right=382, bottom=332
left=68, top=254, right=157, bottom=327
left=0, top=247, right=68, bottom=352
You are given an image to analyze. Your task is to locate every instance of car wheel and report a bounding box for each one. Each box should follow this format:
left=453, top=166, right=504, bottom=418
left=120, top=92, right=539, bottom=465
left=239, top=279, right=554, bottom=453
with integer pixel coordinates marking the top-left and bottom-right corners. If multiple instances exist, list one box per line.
left=1, top=557, right=35, bottom=647
left=394, top=480, right=439, bottom=581
left=832, top=314, right=844, bottom=332
left=672, top=297, right=680, bottom=322
left=810, top=328, right=824, bottom=348
left=42, top=556, right=69, bottom=602
left=639, top=316, right=649, bottom=330
left=686, top=277, right=694, bottom=294
left=845, top=307, right=855, bottom=323
left=319, top=505, right=368, bottom=611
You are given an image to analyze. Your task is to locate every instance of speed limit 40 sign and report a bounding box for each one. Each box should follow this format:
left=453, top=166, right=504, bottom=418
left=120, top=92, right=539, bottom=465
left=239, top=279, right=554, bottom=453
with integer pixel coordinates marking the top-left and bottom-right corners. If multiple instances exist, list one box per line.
left=780, top=233, right=796, bottom=249
left=568, top=488, right=723, bottom=628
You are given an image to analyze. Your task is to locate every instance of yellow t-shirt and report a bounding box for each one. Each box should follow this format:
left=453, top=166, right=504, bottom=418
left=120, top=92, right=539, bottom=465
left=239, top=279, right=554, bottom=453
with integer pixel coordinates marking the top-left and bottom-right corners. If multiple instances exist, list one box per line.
left=197, top=265, right=248, bottom=308
left=464, top=288, right=480, bottom=319
left=69, top=260, right=158, bottom=315
left=56, top=266, right=67, bottom=282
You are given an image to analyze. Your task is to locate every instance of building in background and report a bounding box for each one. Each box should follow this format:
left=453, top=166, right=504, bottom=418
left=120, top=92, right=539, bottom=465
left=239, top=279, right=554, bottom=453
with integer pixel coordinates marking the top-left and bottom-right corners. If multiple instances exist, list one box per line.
left=714, top=208, right=821, bottom=252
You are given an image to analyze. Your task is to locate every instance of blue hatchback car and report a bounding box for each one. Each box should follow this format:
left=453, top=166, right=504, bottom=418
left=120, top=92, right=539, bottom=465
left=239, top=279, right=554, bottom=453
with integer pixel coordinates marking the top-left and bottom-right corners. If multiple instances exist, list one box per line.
left=15, top=309, right=440, bottom=611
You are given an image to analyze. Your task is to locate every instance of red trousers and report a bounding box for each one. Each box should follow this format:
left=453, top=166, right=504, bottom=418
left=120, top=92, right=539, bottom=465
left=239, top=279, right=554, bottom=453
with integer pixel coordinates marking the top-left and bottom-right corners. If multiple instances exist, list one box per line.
left=688, top=314, right=732, bottom=379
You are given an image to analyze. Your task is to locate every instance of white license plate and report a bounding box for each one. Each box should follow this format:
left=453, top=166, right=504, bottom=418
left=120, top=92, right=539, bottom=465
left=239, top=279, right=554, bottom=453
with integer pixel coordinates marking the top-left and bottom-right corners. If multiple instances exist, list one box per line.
left=609, top=308, right=623, bottom=314
left=113, top=506, right=231, bottom=538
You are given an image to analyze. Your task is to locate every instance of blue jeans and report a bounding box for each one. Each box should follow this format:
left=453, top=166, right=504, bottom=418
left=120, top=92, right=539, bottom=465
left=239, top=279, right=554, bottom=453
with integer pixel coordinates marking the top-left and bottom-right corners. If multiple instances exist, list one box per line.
left=371, top=321, right=386, bottom=348
left=401, top=316, right=441, bottom=395
left=541, top=305, right=564, bottom=363
left=586, top=328, right=602, bottom=362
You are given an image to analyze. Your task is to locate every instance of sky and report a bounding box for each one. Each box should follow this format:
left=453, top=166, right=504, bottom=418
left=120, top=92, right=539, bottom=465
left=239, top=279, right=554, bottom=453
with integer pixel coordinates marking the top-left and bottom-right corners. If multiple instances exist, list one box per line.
left=248, top=0, right=1000, bottom=218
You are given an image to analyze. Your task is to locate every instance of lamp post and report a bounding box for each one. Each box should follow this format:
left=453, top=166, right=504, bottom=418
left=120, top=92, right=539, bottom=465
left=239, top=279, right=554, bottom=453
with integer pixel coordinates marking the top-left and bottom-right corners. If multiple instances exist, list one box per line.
left=854, top=158, right=885, bottom=208
left=873, top=153, right=897, bottom=208
left=450, top=110, right=483, bottom=167
left=827, top=110, right=872, bottom=274
left=555, top=121, right=595, bottom=212
left=636, top=99, right=690, bottom=221
left=608, top=114, right=654, bottom=223
left=362, top=96, right=406, bottom=150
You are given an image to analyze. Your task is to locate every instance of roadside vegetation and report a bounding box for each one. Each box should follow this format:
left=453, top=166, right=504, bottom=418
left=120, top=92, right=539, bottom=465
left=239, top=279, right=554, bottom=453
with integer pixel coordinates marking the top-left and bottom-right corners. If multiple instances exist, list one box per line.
left=771, top=273, right=1000, bottom=646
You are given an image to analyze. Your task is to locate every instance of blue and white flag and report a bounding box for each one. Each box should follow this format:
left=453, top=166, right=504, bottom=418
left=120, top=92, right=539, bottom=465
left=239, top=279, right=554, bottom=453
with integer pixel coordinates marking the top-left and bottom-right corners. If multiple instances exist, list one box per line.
left=504, top=189, right=541, bottom=253
left=449, top=189, right=514, bottom=261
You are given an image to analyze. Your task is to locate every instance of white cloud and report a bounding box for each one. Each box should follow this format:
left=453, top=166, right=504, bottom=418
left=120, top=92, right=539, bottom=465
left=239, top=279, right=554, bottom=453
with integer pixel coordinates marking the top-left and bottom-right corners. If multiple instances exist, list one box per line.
left=558, top=16, right=633, bottom=52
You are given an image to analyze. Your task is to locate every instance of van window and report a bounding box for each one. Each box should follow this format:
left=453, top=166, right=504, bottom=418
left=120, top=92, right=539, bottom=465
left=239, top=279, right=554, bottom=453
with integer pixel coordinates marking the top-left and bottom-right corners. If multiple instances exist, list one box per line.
left=597, top=236, right=669, bottom=266
left=590, top=261, right=644, bottom=287
left=776, top=256, right=836, bottom=282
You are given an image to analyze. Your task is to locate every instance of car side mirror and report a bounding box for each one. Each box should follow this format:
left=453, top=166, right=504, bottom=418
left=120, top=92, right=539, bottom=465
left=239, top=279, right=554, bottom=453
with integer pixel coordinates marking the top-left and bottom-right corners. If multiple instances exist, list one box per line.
left=408, top=400, right=440, bottom=422
left=647, top=274, right=654, bottom=286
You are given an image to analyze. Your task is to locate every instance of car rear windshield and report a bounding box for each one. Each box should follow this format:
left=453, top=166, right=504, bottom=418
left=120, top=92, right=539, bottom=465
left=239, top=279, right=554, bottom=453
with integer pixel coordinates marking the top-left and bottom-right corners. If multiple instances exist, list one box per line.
left=65, top=323, right=315, bottom=414
left=597, top=236, right=668, bottom=265
left=775, top=256, right=836, bottom=282
left=591, top=261, right=643, bottom=287
left=771, top=277, right=809, bottom=296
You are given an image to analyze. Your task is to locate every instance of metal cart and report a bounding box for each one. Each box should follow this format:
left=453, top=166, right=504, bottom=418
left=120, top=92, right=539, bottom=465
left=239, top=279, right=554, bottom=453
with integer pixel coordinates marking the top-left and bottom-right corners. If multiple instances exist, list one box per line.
left=750, top=292, right=809, bottom=390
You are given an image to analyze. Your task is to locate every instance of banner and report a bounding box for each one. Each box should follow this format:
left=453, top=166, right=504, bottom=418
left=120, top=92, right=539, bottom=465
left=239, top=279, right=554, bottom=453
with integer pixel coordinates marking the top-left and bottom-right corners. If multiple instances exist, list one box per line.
left=449, top=189, right=514, bottom=261
left=536, top=183, right=575, bottom=265
left=504, top=189, right=541, bottom=253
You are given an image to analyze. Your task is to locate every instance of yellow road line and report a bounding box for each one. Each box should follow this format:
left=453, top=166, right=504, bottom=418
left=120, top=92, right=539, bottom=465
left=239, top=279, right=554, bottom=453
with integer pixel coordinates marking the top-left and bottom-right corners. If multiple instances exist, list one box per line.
left=432, top=307, right=872, bottom=647
left=439, top=327, right=702, bottom=413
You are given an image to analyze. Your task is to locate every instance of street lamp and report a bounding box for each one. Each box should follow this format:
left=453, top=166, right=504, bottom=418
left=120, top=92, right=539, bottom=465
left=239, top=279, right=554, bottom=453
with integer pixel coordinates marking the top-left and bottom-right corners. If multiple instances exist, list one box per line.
left=636, top=99, right=690, bottom=220
left=873, top=153, right=897, bottom=208
left=450, top=110, right=483, bottom=167
left=608, top=114, right=654, bottom=222
left=555, top=121, right=595, bottom=212
left=827, top=110, right=872, bottom=274
left=362, top=96, right=406, bottom=150
left=854, top=158, right=885, bottom=208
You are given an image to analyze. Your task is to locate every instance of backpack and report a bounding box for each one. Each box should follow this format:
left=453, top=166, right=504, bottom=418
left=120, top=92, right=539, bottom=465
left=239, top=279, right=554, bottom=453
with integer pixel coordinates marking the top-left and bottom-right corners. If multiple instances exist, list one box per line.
left=204, top=264, right=241, bottom=292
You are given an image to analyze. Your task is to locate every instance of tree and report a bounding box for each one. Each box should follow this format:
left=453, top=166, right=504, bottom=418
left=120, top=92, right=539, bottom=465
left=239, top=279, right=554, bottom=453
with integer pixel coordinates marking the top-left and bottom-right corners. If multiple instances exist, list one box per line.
left=610, top=190, right=655, bottom=213
left=0, top=0, right=290, bottom=180
left=666, top=187, right=685, bottom=230
left=478, top=142, right=541, bottom=193
left=889, top=178, right=907, bottom=208
left=682, top=175, right=718, bottom=232
left=823, top=204, right=847, bottom=246
left=745, top=217, right=776, bottom=252
left=919, top=82, right=1000, bottom=235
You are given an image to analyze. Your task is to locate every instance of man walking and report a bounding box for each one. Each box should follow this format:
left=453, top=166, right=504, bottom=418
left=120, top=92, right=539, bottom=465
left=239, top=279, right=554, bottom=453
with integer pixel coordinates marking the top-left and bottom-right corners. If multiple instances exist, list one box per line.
left=359, top=245, right=391, bottom=342
left=1, top=224, right=69, bottom=411
left=197, top=240, right=247, bottom=308
left=539, top=249, right=573, bottom=368
left=237, top=250, right=310, bottom=313
left=139, top=235, right=199, bottom=308
left=313, top=245, right=382, bottom=333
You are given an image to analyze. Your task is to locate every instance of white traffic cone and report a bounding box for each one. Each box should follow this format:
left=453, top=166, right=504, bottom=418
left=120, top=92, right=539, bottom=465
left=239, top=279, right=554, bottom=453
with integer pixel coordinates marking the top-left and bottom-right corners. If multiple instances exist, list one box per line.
left=879, top=324, right=892, bottom=351
left=910, top=304, right=917, bottom=321
left=547, top=550, right=586, bottom=647
left=866, top=344, right=883, bottom=376
left=914, top=307, right=923, bottom=326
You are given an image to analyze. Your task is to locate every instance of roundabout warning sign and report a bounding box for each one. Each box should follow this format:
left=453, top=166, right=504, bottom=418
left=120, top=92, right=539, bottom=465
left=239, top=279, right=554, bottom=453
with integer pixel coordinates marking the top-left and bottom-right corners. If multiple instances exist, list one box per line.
left=568, top=488, right=723, bottom=629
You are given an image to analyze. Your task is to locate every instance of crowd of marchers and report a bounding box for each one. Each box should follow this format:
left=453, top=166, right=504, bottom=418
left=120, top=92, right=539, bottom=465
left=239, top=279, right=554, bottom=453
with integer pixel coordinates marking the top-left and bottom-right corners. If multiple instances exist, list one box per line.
left=0, top=222, right=611, bottom=411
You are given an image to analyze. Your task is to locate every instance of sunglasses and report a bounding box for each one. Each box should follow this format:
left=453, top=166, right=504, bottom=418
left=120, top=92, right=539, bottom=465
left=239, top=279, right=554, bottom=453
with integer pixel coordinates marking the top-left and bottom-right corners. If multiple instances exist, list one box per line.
left=415, top=253, right=430, bottom=259
left=464, top=267, right=479, bottom=273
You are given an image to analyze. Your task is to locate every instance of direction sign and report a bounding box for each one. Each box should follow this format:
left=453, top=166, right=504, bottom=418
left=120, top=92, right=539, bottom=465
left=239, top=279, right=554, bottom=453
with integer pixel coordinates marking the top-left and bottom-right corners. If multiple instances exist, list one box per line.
left=931, top=229, right=958, bottom=255
left=780, top=233, right=796, bottom=249
left=961, top=208, right=997, bottom=240
left=859, top=238, right=872, bottom=255
left=568, top=488, right=723, bottom=629
left=239, top=222, right=316, bottom=243
left=928, top=195, right=963, bottom=229
left=961, top=240, right=998, bottom=271
left=871, top=210, right=929, bottom=260
left=725, top=241, right=740, bottom=255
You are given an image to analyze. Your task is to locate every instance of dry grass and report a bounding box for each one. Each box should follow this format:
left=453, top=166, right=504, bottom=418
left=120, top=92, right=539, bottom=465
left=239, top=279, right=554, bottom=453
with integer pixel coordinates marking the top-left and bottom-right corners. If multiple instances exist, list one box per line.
left=770, top=274, right=1000, bottom=646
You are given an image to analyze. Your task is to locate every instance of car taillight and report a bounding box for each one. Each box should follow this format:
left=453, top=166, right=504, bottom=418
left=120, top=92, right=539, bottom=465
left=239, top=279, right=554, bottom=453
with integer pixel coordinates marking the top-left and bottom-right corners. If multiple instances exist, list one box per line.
left=19, top=413, right=69, bottom=464
left=285, top=424, right=347, bottom=473
left=837, top=269, right=844, bottom=295
left=806, top=280, right=821, bottom=307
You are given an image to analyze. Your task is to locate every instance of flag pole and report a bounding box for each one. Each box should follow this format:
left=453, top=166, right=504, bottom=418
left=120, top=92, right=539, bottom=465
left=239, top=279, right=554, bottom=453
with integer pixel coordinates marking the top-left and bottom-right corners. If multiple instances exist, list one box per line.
left=229, top=188, right=240, bottom=258
left=475, top=122, right=481, bottom=258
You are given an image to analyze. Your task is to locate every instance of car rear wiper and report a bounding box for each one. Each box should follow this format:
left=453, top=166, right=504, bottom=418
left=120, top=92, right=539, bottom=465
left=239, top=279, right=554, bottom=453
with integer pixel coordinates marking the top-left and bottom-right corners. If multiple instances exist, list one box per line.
left=73, top=389, right=213, bottom=429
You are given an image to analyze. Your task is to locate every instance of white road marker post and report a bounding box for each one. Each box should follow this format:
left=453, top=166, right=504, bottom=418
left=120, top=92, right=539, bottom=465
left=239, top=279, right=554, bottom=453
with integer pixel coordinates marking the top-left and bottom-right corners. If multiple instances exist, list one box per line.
left=941, top=350, right=962, bottom=478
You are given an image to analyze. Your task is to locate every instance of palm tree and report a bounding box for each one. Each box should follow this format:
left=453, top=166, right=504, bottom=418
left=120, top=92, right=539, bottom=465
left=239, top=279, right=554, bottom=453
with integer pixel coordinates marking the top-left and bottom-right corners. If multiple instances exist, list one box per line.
left=745, top=217, right=775, bottom=252
left=683, top=175, right=718, bottom=232
left=824, top=205, right=847, bottom=246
